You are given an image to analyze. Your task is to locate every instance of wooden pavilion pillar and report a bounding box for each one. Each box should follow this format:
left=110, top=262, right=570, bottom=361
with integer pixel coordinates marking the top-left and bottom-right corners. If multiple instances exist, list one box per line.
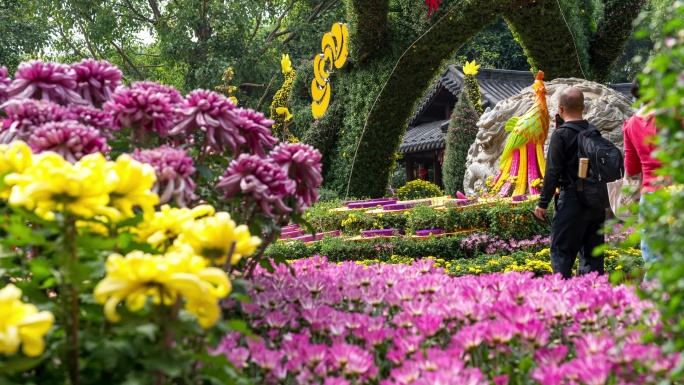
left=406, top=156, right=414, bottom=182
left=433, top=155, right=442, bottom=188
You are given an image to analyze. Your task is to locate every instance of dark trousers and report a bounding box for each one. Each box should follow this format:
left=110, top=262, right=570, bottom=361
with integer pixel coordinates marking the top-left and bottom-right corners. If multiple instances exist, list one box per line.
left=550, top=188, right=606, bottom=279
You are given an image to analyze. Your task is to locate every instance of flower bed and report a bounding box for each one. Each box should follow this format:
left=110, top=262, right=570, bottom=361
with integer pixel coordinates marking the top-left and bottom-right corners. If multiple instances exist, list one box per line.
left=305, top=199, right=550, bottom=240
left=214, top=257, right=677, bottom=384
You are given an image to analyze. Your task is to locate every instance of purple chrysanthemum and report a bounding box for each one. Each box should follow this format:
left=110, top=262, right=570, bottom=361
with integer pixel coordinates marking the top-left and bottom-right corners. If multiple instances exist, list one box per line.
left=216, top=154, right=296, bottom=218
left=68, top=104, right=119, bottom=133
left=233, top=108, right=278, bottom=157
left=29, top=121, right=110, bottom=163
left=0, top=99, right=75, bottom=144
left=0, top=66, right=10, bottom=104
left=169, top=89, right=243, bottom=153
left=7, top=60, right=85, bottom=105
left=131, top=146, right=197, bottom=207
left=71, top=59, right=123, bottom=107
left=132, top=81, right=184, bottom=107
left=269, top=143, right=323, bottom=212
left=104, top=83, right=177, bottom=139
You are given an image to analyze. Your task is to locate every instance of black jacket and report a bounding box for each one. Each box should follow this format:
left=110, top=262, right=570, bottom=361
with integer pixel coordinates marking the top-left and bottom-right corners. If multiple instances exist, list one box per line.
left=538, top=120, right=590, bottom=209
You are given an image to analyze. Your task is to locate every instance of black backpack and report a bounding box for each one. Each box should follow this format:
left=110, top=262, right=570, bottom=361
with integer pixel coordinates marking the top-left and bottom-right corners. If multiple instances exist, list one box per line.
left=563, top=122, right=624, bottom=209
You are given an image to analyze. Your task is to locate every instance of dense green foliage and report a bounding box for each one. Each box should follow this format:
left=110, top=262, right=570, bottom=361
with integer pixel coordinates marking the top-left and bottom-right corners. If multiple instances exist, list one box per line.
left=37, top=0, right=345, bottom=107
left=442, top=93, right=479, bottom=196
left=0, top=0, right=48, bottom=73
left=637, top=0, right=684, bottom=352
left=312, top=0, right=645, bottom=198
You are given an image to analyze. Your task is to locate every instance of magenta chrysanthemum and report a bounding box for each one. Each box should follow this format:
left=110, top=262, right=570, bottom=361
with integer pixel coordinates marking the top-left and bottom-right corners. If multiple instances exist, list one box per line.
left=68, top=104, right=118, bottom=133
left=233, top=108, right=278, bottom=157
left=0, top=66, right=10, bottom=104
left=29, top=121, right=110, bottom=163
left=104, top=83, right=177, bottom=138
left=133, top=81, right=184, bottom=107
left=269, top=143, right=323, bottom=212
left=7, top=60, right=85, bottom=105
left=71, top=59, right=123, bottom=107
left=131, top=146, right=197, bottom=207
left=216, top=154, right=296, bottom=217
left=0, top=99, right=75, bottom=144
left=169, top=89, right=243, bottom=153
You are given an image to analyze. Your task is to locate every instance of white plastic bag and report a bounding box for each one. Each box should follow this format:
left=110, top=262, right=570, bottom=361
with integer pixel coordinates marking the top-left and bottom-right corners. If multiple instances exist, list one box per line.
left=607, top=174, right=641, bottom=221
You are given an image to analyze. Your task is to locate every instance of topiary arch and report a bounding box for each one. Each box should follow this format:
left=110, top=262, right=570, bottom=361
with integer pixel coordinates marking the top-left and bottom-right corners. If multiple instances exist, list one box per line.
left=290, top=0, right=643, bottom=198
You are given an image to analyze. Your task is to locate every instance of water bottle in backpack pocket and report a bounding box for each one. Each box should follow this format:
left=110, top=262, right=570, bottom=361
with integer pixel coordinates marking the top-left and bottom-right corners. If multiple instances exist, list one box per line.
left=564, top=122, right=624, bottom=209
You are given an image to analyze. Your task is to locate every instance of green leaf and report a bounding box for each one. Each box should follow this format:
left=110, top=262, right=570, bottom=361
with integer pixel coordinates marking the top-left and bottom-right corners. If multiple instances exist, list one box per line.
left=225, top=319, right=253, bottom=337
left=259, top=258, right=275, bottom=273
left=139, top=356, right=183, bottom=377
left=134, top=323, right=159, bottom=341
left=518, top=355, right=533, bottom=374
left=28, top=258, right=53, bottom=281
left=0, top=355, right=48, bottom=375
left=196, top=165, right=215, bottom=181
left=76, top=234, right=118, bottom=250
left=39, top=277, right=58, bottom=289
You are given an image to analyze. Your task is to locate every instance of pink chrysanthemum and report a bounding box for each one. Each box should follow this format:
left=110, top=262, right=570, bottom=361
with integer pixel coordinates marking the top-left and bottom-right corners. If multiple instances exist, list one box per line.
left=133, top=81, right=184, bottom=106
left=68, top=104, right=118, bottom=133
left=0, top=99, right=75, bottom=144
left=216, top=154, right=296, bottom=218
left=169, top=89, right=243, bottom=153
left=71, top=59, right=123, bottom=107
left=104, top=83, right=177, bottom=138
left=29, top=121, right=110, bottom=163
left=268, top=143, right=323, bottom=212
left=0, top=66, right=10, bottom=104
left=7, top=60, right=85, bottom=105
left=131, top=146, right=197, bottom=207
left=233, top=108, right=278, bottom=157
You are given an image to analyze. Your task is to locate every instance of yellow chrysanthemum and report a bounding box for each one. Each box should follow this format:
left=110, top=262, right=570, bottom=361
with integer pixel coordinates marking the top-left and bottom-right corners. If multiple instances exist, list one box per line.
left=0, top=141, right=33, bottom=198
left=463, top=60, right=480, bottom=76
left=0, top=284, right=54, bottom=357
left=134, top=204, right=215, bottom=251
left=5, top=152, right=118, bottom=220
left=281, top=54, right=293, bottom=74
left=93, top=250, right=231, bottom=328
left=107, top=154, right=159, bottom=220
left=276, top=107, right=293, bottom=122
left=177, top=212, right=261, bottom=266
left=76, top=216, right=111, bottom=237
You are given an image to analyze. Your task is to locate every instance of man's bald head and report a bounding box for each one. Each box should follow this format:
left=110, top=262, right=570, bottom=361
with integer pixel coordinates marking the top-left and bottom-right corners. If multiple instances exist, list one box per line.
left=559, top=87, right=585, bottom=116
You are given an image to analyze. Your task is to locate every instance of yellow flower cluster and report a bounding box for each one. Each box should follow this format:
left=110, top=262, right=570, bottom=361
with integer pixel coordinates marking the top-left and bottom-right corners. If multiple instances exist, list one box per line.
left=0, top=284, right=54, bottom=357
left=396, top=180, right=444, bottom=200
left=341, top=213, right=360, bottom=228
left=269, top=54, right=297, bottom=141
left=215, top=67, right=238, bottom=102
left=1, top=143, right=158, bottom=222
left=134, top=205, right=261, bottom=267
left=175, top=212, right=261, bottom=266
left=530, top=178, right=543, bottom=189
left=134, top=204, right=215, bottom=250
left=94, top=250, right=231, bottom=328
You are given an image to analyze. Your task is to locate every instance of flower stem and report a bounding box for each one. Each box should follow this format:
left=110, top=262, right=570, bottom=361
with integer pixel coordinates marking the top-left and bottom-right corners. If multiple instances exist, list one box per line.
left=63, top=216, right=80, bottom=385
left=222, top=241, right=237, bottom=272
left=245, top=230, right=278, bottom=279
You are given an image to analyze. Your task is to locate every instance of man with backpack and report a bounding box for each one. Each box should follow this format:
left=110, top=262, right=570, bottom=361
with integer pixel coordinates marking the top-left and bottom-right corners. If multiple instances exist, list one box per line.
left=534, top=86, right=623, bottom=279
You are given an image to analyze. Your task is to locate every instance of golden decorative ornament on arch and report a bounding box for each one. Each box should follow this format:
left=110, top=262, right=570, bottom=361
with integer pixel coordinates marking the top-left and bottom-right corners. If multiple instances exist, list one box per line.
left=311, top=23, right=349, bottom=119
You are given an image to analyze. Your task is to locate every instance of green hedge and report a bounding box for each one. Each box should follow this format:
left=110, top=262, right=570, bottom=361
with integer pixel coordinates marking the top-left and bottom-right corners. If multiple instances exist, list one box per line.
left=442, top=92, right=479, bottom=196
left=305, top=200, right=550, bottom=239
left=266, top=233, right=472, bottom=262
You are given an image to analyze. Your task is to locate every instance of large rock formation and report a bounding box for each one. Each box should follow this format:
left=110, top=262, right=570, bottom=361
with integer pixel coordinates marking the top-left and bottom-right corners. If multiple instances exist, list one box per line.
left=463, top=78, right=634, bottom=195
